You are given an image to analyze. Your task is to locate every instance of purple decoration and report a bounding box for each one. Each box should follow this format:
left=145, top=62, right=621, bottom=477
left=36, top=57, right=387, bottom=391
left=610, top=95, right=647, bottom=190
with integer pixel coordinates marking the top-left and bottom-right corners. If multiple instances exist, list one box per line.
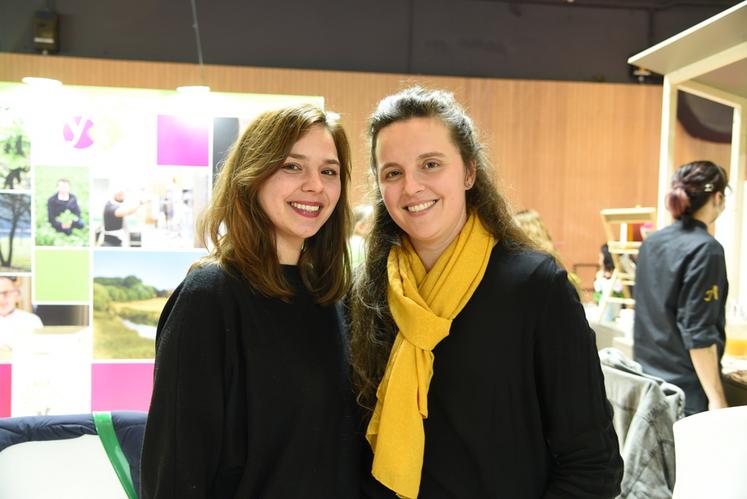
left=62, top=116, right=95, bottom=149
left=157, top=114, right=210, bottom=166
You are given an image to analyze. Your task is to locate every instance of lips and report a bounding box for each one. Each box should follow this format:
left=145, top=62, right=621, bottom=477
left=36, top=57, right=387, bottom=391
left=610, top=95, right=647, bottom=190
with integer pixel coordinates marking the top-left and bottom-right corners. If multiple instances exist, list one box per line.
left=289, top=201, right=322, bottom=218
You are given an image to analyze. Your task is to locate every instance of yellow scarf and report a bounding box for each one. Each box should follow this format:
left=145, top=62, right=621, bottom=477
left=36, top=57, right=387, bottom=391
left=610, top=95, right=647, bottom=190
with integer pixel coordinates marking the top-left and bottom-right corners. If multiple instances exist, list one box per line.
left=366, top=213, right=495, bottom=498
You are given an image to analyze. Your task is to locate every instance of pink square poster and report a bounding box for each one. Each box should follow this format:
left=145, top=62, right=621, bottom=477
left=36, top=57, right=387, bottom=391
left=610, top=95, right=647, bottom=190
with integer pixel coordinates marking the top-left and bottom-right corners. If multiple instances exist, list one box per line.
left=156, top=114, right=209, bottom=166
left=91, top=362, right=154, bottom=412
left=0, top=364, right=10, bottom=418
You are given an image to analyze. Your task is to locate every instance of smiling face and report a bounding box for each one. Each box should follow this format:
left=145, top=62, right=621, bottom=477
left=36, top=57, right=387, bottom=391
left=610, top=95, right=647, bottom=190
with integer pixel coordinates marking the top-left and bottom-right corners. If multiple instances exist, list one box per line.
left=0, top=277, right=19, bottom=317
left=258, top=124, right=342, bottom=264
left=375, top=117, right=475, bottom=260
left=56, top=180, right=70, bottom=200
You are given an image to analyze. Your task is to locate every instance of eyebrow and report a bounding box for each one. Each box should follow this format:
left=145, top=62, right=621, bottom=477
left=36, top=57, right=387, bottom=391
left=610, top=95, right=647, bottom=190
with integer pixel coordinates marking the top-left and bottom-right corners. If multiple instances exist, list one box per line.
left=287, top=153, right=340, bottom=166
left=379, top=152, right=447, bottom=170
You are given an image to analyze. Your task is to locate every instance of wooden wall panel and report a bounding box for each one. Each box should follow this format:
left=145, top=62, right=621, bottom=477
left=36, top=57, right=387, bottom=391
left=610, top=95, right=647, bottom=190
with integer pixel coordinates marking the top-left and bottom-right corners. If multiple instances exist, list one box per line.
left=0, top=52, right=723, bottom=287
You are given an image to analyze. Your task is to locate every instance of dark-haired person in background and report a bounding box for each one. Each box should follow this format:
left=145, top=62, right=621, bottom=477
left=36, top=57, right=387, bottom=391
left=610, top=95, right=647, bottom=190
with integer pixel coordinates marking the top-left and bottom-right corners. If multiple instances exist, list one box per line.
left=141, top=104, right=357, bottom=498
left=634, top=160, right=729, bottom=415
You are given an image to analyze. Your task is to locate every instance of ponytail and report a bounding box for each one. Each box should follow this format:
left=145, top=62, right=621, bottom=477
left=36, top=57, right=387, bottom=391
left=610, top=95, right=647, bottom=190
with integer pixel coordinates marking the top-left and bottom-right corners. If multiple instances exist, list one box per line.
left=666, top=161, right=727, bottom=220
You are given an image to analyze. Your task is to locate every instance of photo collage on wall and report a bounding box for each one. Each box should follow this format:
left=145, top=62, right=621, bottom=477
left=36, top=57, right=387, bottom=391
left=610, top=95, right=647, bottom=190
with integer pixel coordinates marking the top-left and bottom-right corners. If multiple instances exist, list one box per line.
left=0, top=82, right=323, bottom=416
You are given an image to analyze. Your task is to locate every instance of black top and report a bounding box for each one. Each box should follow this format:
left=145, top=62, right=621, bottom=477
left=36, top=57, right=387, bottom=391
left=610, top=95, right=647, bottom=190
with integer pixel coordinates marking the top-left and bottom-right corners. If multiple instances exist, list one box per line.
left=104, top=200, right=124, bottom=231
left=103, top=200, right=124, bottom=245
left=360, top=244, right=623, bottom=499
left=140, top=264, right=359, bottom=499
left=633, top=219, right=728, bottom=415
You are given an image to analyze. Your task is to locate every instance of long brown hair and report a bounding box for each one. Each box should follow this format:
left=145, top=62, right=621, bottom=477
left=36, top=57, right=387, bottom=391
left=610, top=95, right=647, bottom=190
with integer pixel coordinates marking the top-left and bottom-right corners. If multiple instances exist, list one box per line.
left=197, top=103, right=352, bottom=305
left=349, top=87, right=534, bottom=412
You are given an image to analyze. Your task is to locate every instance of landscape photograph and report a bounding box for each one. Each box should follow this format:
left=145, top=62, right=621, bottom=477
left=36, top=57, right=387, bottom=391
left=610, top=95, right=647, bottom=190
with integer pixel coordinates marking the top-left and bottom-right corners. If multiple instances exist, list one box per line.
left=92, top=249, right=205, bottom=359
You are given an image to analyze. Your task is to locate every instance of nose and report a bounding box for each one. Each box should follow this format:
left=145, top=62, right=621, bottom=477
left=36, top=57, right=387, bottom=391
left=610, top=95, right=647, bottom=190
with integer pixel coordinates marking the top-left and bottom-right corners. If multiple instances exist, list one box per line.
left=402, top=172, right=424, bottom=196
left=302, top=169, right=324, bottom=192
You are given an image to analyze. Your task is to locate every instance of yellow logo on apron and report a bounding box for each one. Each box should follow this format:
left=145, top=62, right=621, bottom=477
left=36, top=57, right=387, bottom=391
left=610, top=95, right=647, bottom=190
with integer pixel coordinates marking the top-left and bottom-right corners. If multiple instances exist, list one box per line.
left=704, top=285, right=719, bottom=302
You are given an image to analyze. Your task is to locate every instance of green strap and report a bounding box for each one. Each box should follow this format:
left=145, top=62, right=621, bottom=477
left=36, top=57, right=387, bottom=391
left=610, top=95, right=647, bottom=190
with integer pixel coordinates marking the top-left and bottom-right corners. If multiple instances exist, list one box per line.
left=93, top=411, right=138, bottom=499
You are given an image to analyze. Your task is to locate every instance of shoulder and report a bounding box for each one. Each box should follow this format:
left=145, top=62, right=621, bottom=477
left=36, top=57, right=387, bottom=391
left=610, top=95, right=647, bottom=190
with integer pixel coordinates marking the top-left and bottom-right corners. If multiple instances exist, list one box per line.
left=1, top=310, right=43, bottom=331
left=179, top=263, right=238, bottom=298
left=157, top=263, right=242, bottom=332
left=678, top=224, right=725, bottom=259
left=642, top=222, right=722, bottom=256
left=178, top=262, right=260, bottom=305
left=15, top=310, right=43, bottom=328
left=697, top=234, right=725, bottom=257
left=488, top=243, right=562, bottom=287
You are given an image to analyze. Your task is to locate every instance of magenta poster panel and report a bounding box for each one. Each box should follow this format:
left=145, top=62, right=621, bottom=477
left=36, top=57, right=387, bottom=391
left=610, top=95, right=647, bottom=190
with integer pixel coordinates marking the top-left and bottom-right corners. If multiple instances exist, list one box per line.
left=156, top=114, right=209, bottom=166
left=91, top=362, right=154, bottom=412
left=0, top=364, right=10, bottom=417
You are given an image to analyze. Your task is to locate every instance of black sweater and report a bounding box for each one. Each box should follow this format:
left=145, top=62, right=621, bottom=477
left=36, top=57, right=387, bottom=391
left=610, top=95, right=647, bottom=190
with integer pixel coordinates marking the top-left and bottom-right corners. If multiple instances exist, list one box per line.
left=141, top=264, right=358, bottom=499
left=360, top=245, right=623, bottom=498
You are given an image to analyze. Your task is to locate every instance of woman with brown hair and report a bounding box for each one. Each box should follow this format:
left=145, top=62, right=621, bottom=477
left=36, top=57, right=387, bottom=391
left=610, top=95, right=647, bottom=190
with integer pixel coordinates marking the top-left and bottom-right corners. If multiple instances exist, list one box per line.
left=513, top=208, right=583, bottom=297
left=141, top=104, right=357, bottom=498
left=349, top=87, right=622, bottom=498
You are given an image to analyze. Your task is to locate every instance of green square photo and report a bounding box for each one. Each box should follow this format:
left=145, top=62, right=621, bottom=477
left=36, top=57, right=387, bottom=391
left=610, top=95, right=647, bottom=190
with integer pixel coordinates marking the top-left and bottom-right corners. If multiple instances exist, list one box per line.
left=34, top=249, right=90, bottom=302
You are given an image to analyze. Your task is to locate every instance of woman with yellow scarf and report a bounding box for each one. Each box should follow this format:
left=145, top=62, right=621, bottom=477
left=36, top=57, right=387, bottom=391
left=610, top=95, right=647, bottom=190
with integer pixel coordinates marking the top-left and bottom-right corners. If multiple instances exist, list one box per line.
left=349, top=87, right=623, bottom=499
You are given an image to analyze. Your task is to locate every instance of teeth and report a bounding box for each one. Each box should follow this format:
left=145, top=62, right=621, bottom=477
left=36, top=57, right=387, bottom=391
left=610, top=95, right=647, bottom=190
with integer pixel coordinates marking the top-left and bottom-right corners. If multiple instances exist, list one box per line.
left=290, top=202, right=320, bottom=212
left=407, top=201, right=436, bottom=213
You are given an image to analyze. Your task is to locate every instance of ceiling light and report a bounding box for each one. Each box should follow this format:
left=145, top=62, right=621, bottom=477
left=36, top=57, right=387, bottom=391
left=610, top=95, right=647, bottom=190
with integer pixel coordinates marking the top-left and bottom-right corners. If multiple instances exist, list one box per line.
left=176, top=85, right=211, bottom=94
left=21, top=76, right=62, bottom=88
left=177, top=0, right=210, bottom=93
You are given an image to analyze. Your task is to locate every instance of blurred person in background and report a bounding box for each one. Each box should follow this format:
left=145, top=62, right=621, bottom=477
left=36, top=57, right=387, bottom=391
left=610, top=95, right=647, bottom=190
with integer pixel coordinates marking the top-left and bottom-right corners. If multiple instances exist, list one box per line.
left=634, top=160, right=729, bottom=415
left=350, top=204, right=374, bottom=269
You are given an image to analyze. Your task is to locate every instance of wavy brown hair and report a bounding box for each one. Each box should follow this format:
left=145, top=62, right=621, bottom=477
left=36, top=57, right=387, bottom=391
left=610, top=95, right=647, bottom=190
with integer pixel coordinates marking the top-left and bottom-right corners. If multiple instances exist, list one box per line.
left=197, top=103, right=352, bottom=305
left=349, top=87, right=535, bottom=413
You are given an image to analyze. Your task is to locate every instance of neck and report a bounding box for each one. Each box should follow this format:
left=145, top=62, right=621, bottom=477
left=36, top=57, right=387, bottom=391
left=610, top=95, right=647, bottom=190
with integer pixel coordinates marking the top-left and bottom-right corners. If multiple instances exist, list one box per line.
left=58, top=193, right=70, bottom=201
left=0, top=308, right=15, bottom=318
left=410, top=212, right=468, bottom=272
left=411, top=241, right=448, bottom=272
left=692, top=213, right=710, bottom=226
left=692, top=202, right=718, bottom=226
left=276, top=242, right=302, bottom=265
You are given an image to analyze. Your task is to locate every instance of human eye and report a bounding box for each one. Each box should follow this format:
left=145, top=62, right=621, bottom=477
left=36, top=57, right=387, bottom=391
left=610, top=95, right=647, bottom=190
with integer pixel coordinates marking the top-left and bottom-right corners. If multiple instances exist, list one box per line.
left=321, top=165, right=340, bottom=176
left=381, top=168, right=401, bottom=181
left=423, top=159, right=440, bottom=170
left=281, top=162, right=302, bottom=172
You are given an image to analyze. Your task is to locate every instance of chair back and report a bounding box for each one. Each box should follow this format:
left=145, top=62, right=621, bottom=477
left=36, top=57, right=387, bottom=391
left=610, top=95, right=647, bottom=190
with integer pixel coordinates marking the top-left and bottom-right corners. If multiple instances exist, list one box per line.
left=0, top=411, right=146, bottom=499
left=672, top=406, right=747, bottom=499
